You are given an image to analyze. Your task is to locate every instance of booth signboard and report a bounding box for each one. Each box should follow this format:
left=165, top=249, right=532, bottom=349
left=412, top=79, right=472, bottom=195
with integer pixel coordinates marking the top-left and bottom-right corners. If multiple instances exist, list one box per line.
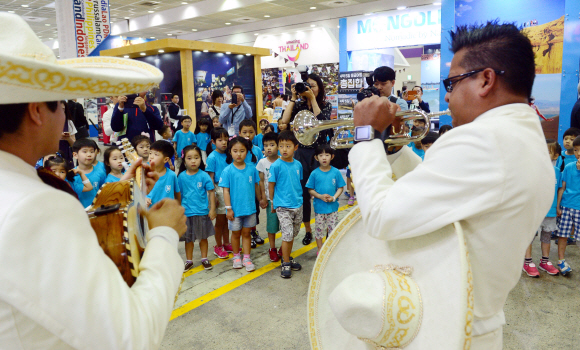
left=338, top=71, right=365, bottom=95
left=273, top=107, right=283, bottom=121
left=72, top=0, right=111, bottom=57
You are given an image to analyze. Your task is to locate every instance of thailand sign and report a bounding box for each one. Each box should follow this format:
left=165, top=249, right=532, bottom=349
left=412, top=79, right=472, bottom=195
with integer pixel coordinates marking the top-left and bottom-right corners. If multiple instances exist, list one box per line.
left=346, top=5, right=441, bottom=51
left=278, top=39, right=310, bottom=63
left=73, top=0, right=111, bottom=57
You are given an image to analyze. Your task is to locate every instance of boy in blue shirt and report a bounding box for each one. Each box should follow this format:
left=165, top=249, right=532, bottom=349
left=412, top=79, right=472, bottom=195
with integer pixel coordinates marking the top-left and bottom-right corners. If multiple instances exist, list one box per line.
left=147, top=141, right=180, bottom=207
left=205, top=128, right=231, bottom=259
left=173, top=115, right=196, bottom=173
left=269, top=131, right=303, bottom=278
left=306, top=144, right=346, bottom=256
left=555, top=136, right=580, bottom=275
left=557, top=128, right=580, bottom=169
left=72, top=139, right=106, bottom=208
left=159, top=125, right=175, bottom=171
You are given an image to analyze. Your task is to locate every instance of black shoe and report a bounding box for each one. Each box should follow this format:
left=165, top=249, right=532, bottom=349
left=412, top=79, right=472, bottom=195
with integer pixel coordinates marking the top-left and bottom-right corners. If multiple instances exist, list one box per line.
left=289, top=257, right=302, bottom=271
left=250, top=236, right=257, bottom=249
left=281, top=262, right=292, bottom=278
left=302, top=231, right=312, bottom=245
left=251, top=230, right=264, bottom=245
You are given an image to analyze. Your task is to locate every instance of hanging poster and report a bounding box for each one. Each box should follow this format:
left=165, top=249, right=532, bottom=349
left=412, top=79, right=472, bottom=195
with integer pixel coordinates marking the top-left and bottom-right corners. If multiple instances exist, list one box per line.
left=72, top=0, right=111, bottom=57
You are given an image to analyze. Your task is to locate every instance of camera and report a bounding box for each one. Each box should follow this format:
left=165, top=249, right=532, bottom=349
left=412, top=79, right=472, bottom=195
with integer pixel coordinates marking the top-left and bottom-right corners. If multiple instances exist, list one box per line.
left=356, top=72, right=381, bottom=102
left=231, top=93, right=238, bottom=105
left=295, top=65, right=311, bottom=94
left=124, top=93, right=139, bottom=108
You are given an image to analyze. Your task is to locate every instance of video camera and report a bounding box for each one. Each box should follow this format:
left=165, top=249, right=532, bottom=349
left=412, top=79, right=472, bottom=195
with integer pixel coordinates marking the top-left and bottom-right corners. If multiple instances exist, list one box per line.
left=356, top=72, right=381, bottom=102
left=295, top=65, right=311, bottom=94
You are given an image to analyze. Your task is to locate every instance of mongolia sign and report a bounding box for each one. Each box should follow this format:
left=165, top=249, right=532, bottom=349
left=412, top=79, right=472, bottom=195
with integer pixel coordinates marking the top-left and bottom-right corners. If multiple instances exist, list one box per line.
left=73, top=0, right=111, bottom=57
left=346, top=5, right=441, bottom=51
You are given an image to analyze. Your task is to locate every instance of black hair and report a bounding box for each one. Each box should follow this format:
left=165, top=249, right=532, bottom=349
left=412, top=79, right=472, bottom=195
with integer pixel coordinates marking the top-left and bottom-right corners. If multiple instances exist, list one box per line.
left=439, top=125, right=453, bottom=135
left=239, top=119, right=257, bottom=133
left=573, top=136, right=580, bottom=148
left=308, top=73, right=326, bottom=108
left=178, top=145, right=205, bottom=173
left=194, top=116, right=213, bottom=135
left=72, top=138, right=98, bottom=153
left=547, top=139, right=565, bottom=171
left=103, top=146, right=123, bottom=174
left=421, top=132, right=439, bottom=145
left=315, top=143, right=335, bottom=156
left=278, top=130, right=299, bottom=146
left=415, top=119, right=426, bottom=125
left=131, top=135, right=151, bottom=148
left=226, top=136, right=256, bottom=164
left=44, top=156, right=75, bottom=182
left=172, top=94, right=179, bottom=99
left=180, top=115, right=192, bottom=124
left=563, top=127, right=580, bottom=139
left=450, top=21, right=535, bottom=98
left=211, top=90, right=224, bottom=104
left=159, top=125, right=172, bottom=136
left=264, top=124, right=276, bottom=134
left=262, top=132, right=279, bottom=145
left=413, top=86, right=423, bottom=93
left=211, top=127, right=229, bottom=141
left=259, top=119, right=270, bottom=127
left=0, top=101, right=59, bottom=138
left=150, top=140, right=175, bottom=159
left=232, top=85, right=244, bottom=93
left=373, top=66, right=396, bottom=82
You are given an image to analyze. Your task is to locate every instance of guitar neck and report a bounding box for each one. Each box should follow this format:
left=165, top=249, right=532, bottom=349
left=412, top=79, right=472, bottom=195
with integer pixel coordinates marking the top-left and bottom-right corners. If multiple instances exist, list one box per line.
left=118, top=139, right=146, bottom=194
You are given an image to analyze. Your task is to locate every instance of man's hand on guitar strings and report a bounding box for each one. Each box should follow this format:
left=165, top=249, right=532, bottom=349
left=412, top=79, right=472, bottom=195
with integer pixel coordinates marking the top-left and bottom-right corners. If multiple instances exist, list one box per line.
left=120, top=158, right=160, bottom=194
left=142, top=199, right=187, bottom=236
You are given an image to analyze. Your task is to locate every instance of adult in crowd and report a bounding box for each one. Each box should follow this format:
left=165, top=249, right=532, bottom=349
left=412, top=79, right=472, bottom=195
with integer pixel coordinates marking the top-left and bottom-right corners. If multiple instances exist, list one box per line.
left=102, top=96, right=119, bottom=144
left=67, top=98, right=89, bottom=139
left=372, top=66, right=408, bottom=111
left=200, top=93, right=211, bottom=118
left=280, top=73, right=333, bottom=245
left=219, top=85, right=253, bottom=136
left=111, top=92, right=164, bottom=142
left=59, top=100, right=77, bottom=165
left=167, top=94, right=181, bottom=131
left=273, top=93, right=284, bottom=108
left=410, top=85, right=431, bottom=113
left=348, top=22, right=553, bottom=348
left=0, top=13, right=186, bottom=348
left=569, top=83, right=580, bottom=130
left=208, top=90, right=223, bottom=119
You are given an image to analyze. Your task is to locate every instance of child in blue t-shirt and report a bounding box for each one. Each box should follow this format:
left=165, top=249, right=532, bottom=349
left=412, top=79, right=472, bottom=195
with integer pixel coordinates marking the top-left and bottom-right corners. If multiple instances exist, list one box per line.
left=206, top=127, right=231, bottom=259
left=219, top=136, right=263, bottom=272
left=159, top=125, right=175, bottom=171
left=269, top=131, right=303, bottom=279
left=72, top=139, right=106, bottom=208
left=306, top=144, right=346, bottom=256
left=556, top=128, right=580, bottom=169
left=253, top=118, right=269, bottom=151
left=173, top=115, right=196, bottom=173
left=44, top=156, right=93, bottom=196
left=147, top=141, right=180, bottom=207
left=178, top=145, right=216, bottom=272
left=555, top=136, right=580, bottom=275
left=103, top=146, right=125, bottom=183
left=195, top=118, right=212, bottom=165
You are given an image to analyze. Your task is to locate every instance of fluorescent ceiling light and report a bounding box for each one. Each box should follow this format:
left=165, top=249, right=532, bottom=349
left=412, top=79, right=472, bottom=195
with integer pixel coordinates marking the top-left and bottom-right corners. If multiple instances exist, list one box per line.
left=433, top=2, right=441, bottom=4
left=167, top=33, right=172, bottom=35
left=310, top=24, right=316, bottom=27
left=148, top=10, right=154, bottom=13
left=8, top=11, right=15, bottom=13
left=192, top=29, right=197, bottom=31
left=254, top=33, right=259, bottom=35
left=150, top=36, right=155, bottom=39
left=45, top=24, right=51, bottom=26
left=203, top=50, right=208, bottom=52
left=140, top=52, right=146, bottom=55
left=397, top=6, right=406, bottom=10
left=21, top=5, right=29, bottom=8
left=225, top=22, right=231, bottom=25
left=264, top=15, right=270, bottom=18
left=182, top=1, right=188, bottom=4
left=310, top=7, right=316, bottom=9
left=246, top=53, right=251, bottom=56
left=158, top=49, right=164, bottom=53
left=124, top=55, right=130, bottom=58
left=225, top=51, right=231, bottom=54
left=124, top=17, right=130, bottom=19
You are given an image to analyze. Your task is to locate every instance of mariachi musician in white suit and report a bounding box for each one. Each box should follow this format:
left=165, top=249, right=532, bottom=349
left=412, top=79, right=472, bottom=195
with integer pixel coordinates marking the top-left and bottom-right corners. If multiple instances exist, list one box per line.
left=348, top=22, right=554, bottom=349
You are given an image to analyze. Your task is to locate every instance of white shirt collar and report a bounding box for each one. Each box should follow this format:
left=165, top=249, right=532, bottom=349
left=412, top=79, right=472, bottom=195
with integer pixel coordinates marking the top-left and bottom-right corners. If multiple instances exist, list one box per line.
left=0, top=149, right=41, bottom=182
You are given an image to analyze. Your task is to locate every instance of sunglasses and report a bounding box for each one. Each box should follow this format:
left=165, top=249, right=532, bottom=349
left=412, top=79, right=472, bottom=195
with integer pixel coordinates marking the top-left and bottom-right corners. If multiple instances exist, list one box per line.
left=443, top=68, right=505, bottom=93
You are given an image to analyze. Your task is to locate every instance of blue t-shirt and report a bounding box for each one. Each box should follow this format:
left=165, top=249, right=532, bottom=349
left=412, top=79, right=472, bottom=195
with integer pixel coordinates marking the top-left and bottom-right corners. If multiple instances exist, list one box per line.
left=556, top=152, right=577, bottom=169
left=269, top=159, right=303, bottom=209
left=218, top=163, right=260, bottom=217
left=173, top=130, right=196, bottom=158
left=561, top=162, right=580, bottom=210
left=408, top=143, right=425, bottom=160
left=147, top=169, right=180, bottom=207
left=196, top=132, right=211, bottom=153
left=306, top=167, right=346, bottom=214
left=178, top=170, right=215, bottom=217
left=105, top=173, right=122, bottom=183
left=547, top=166, right=561, bottom=217
left=162, top=139, right=175, bottom=169
left=73, top=167, right=106, bottom=208
left=94, top=161, right=106, bottom=176
left=253, top=133, right=264, bottom=151
left=245, top=145, right=264, bottom=166
left=206, top=151, right=228, bottom=183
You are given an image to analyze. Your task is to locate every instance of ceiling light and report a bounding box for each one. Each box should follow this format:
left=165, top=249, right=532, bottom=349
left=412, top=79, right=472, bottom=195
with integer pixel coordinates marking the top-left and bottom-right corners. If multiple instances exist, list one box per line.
left=433, top=2, right=441, bottom=4
left=148, top=10, right=154, bottom=13
left=8, top=11, right=15, bottom=13
left=397, top=6, right=406, bottom=10
left=364, top=13, right=373, bottom=16
left=140, top=52, right=146, bottom=56
left=110, top=22, right=114, bottom=24
left=124, top=55, right=130, bottom=58
left=246, top=53, right=251, bottom=56
left=150, top=36, right=155, bottom=39
left=310, top=24, right=316, bottom=27
left=337, top=25, right=340, bottom=28
left=158, top=49, right=164, bottom=53
left=182, top=1, right=188, bottom=4
left=310, top=7, right=316, bottom=9
left=48, top=38, right=53, bottom=40
left=264, top=15, right=270, bottom=18
left=124, top=17, right=130, bottom=19
left=192, top=29, right=197, bottom=31
left=167, top=33, right=172, bottom=35
left=225, top=22, right=231, bottom=25
left=45, top=24, right=51, bottom=26
left=225, top=51, right=231, bottom=54
left=203, top=50, right=208, bottom=52
left=254, top=33, right=259, bottom=36
left=21, top=5, right=29, bottom=8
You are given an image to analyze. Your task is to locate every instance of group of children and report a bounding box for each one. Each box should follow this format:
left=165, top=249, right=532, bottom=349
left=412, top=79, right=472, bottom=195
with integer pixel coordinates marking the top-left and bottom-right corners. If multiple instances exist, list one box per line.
left=44, top=116, right=345, bottom=279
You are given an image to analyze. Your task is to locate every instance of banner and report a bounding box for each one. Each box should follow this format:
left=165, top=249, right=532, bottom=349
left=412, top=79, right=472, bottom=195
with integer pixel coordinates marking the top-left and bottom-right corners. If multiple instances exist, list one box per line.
left=73, top=0, right=111, bottom=57
left=338, top=71, right=365, bottom=95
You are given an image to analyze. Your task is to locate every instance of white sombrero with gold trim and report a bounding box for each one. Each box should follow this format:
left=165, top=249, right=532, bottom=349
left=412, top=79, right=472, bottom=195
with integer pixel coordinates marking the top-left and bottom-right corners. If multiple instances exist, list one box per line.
left=0, top=13, right=163, bottom=104
left=308, top=207, right=474, bottom=349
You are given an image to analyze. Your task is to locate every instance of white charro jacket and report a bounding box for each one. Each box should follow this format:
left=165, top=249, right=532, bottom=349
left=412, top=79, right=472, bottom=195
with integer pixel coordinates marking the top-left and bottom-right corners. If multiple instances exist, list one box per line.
left=349, top=104, right=554, bottom=339
left=0, top=150, right=183, bottom=349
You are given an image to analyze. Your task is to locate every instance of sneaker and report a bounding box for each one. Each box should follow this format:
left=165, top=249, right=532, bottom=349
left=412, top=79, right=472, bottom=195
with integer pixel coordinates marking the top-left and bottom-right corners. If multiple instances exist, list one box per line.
left=269, top=248, right=280, bottom=262
left=251, top=230, right=264, bottom=245
left=184, top=261, right=194, bottom=272
left=568, top=239, right=577, bottom=245
left=224, top=243, right=233, bottom=253
left=213, top=245, right=229, bottom=259
left=243, top=257, right=256, bottom=272
left=558, top=260, right=572, bottom=276
left=281, top=262, right=292, bottom=278
left=302, top=231, right=313, bottom=245
left=538, top=261, right=559, bottom=275
left=250, top=236, right=257, bottom=249
left=201, top=259, right=213, bottom=270
left=522, top=262, right=539, bottom=277
left=232, top=256, right=243, bottom=269
left=348, top=196, right=356, bottom=206
left=289, top=257, right=302, bottom=271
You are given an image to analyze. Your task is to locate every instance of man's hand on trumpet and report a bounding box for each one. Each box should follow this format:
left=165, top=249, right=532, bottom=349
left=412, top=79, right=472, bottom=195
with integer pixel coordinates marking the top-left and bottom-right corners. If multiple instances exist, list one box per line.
left=353, top=95, right=402, bottom=133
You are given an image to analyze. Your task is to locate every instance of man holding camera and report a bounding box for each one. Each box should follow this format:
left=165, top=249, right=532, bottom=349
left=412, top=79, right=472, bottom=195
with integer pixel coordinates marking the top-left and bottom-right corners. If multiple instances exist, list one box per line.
left=372, top=66, right=408, bottom=112
left=220, top=85, right=253, bottom=136
left=111, top=91, right=164, bottom=142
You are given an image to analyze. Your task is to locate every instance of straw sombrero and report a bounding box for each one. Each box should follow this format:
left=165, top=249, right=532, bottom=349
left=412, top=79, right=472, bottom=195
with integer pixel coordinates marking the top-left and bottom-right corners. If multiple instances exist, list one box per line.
left=308, top=207, right=474, bottom=349
left=0, top=13, right=163, bottom=104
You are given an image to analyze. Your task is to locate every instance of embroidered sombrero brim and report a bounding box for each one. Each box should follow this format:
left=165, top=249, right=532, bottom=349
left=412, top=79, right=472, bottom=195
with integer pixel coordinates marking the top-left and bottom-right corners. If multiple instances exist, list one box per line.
left=0, top=13, right=162, bottom=104
left=307, top=207, right=474, bottom=349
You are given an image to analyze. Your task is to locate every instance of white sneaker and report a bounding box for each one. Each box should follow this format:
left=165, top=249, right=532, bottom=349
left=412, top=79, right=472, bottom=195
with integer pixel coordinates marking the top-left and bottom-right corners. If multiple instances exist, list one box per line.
left=242, top=257, right=255, bottom=272
left=232, top=256, right=242, bottom=269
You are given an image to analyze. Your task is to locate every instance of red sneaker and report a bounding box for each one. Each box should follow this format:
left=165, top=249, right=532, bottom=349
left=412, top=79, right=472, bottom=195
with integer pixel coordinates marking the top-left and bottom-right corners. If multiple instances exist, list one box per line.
left=269, top=248, right=280, bottom=262
left=538, top=261, right=559, bottom=275
left=523, top=262, right=540, bottom=278
left=213, top=245, right=228, bottom=259
left=224, top=243, right=233, bottom=253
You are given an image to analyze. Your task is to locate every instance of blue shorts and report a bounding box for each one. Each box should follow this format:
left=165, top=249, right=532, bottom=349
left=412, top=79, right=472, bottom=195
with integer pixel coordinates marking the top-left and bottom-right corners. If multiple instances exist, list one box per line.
left=228, top=214, right=257, bottom=231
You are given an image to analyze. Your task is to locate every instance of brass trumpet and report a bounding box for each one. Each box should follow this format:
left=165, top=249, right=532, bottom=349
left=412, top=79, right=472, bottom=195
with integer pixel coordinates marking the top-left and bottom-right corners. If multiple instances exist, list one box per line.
left=293, top=109, right=450, bottom=149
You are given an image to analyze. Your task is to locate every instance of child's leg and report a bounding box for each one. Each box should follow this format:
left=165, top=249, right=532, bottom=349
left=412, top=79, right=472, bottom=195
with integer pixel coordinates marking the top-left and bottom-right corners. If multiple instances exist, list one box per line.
left=185, top=242, right=194, bottom=261
left=231, top=230, right=242, bottom=254
left=557, top=207, right=574, bottom=260
left=347, top=177, right=353, bottom=197
left=214, top=214, right=228, bottom=246
left=199, top=239, right=208, bottom=259
left=540, top=230, right=551, bottom=257
left=314, top=213, right=326, bottom=251
left=524, top=244, right=532, bottom=259
left=241, top=227, right=252, bottom=254
left=267, top=201, right=280, bottom=249
left=277, top=208, right=294, bottom=262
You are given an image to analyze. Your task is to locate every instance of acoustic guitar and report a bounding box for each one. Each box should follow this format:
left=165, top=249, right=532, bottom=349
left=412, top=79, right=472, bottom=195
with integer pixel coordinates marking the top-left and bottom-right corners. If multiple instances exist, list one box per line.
left=87, top=139, right=148, bottom=287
